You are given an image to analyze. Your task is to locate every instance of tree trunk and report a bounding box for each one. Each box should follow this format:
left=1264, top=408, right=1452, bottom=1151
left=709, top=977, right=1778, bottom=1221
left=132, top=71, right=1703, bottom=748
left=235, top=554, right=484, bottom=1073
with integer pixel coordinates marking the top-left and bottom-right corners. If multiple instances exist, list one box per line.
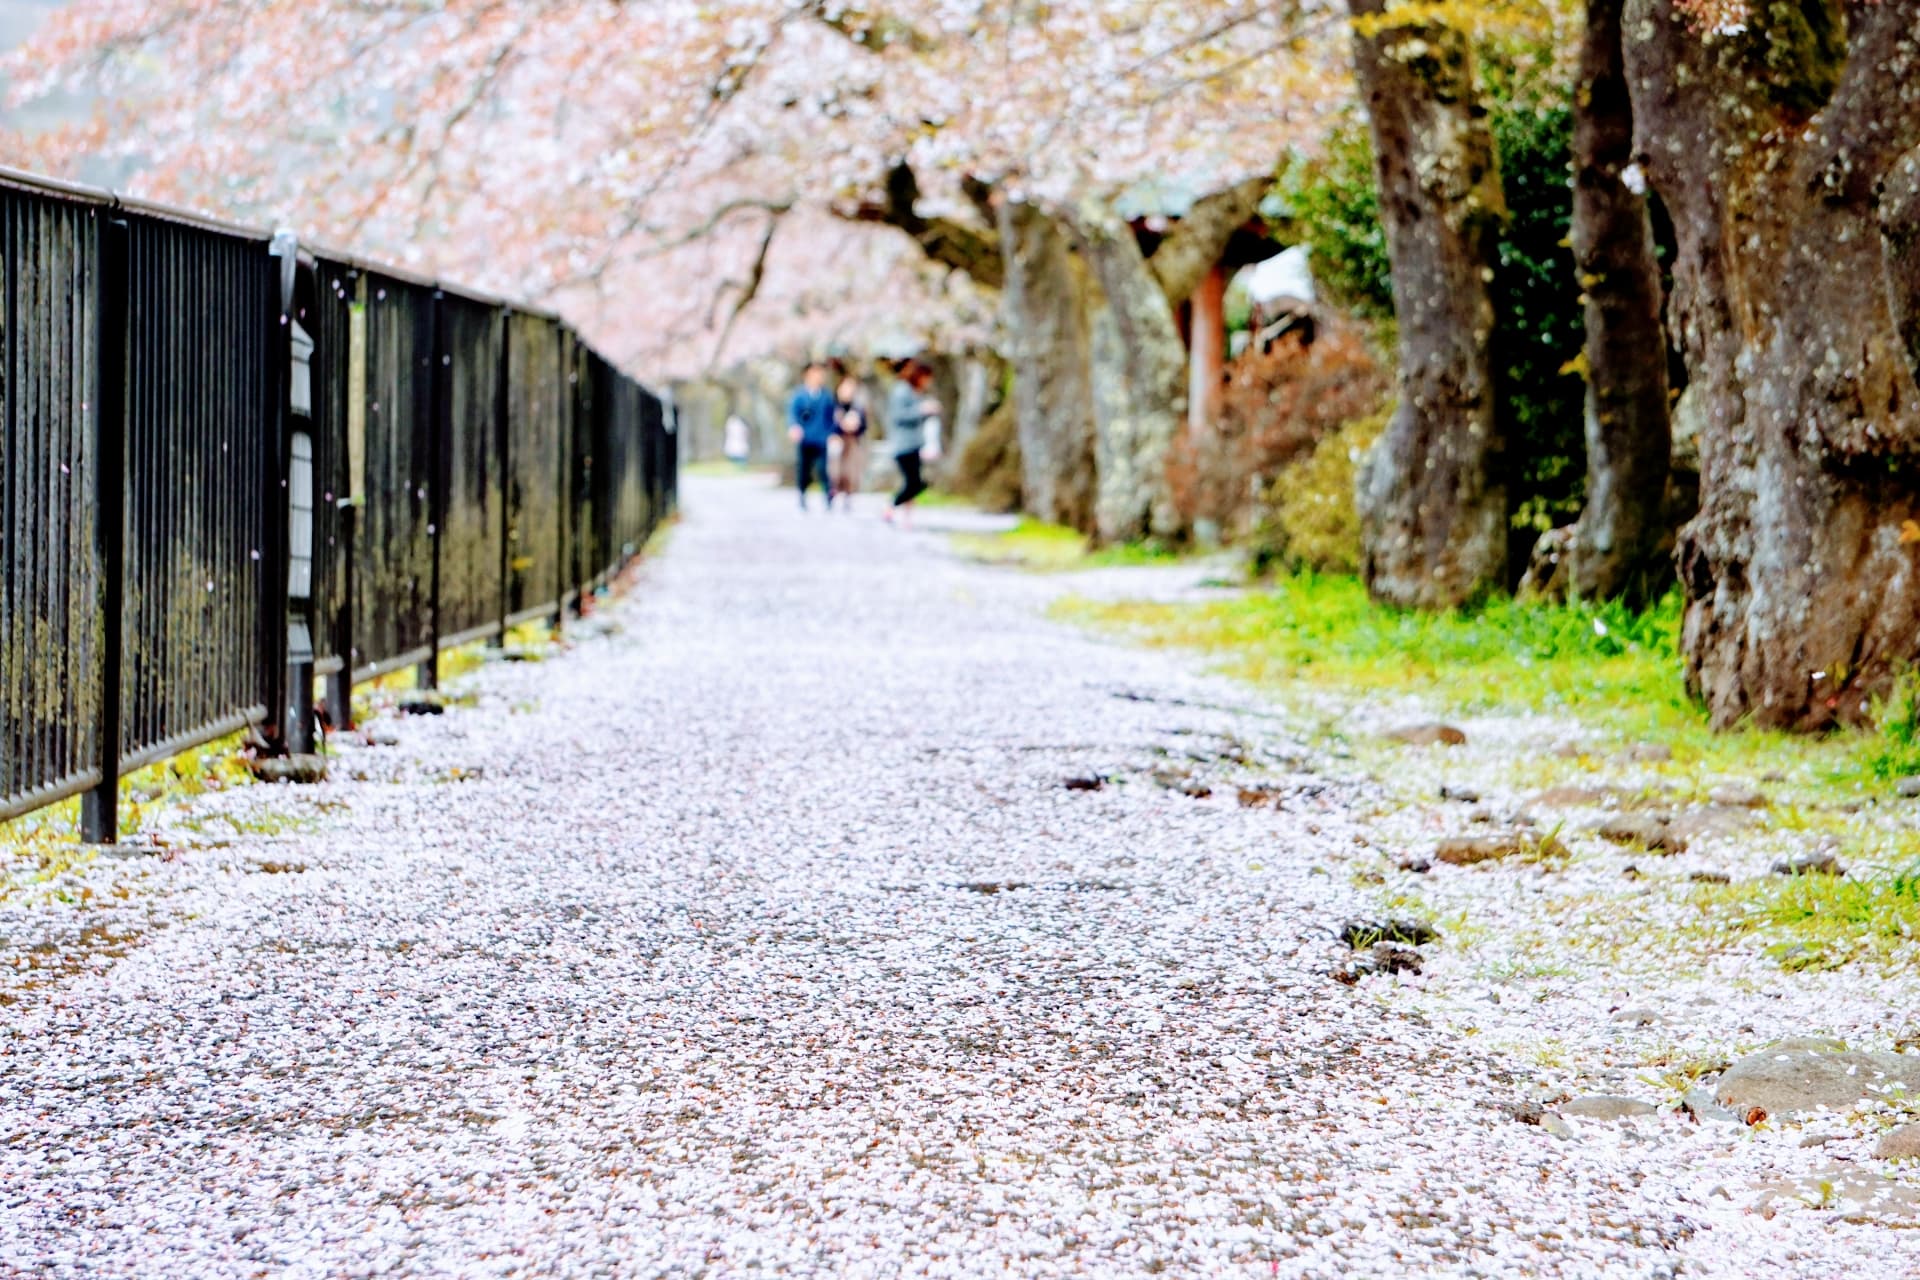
left=996, top=197, right=1099, bottom=532
left=1348, top=0, right=1509, bottom=608
left=1561, top=0, right=1672, bottom=603
left=1623, top=0, right=1920, bottom=729
left=1071, top=194, right=1190, bottom=543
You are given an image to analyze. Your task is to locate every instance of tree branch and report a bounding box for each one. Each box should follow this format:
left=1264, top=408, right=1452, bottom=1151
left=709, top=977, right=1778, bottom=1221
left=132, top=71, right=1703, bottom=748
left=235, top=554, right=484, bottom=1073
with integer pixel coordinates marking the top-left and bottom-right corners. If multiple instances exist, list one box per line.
left=1145, top=174, right=1273, bottom=307
left=842, top=160, right=1004, bottom=289
left=706, top=211, right=783, bottom=371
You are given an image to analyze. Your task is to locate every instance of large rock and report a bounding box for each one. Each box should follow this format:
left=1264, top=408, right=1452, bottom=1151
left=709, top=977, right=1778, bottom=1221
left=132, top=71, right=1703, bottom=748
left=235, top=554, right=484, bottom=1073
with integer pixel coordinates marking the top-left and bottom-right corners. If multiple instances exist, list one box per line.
left=1750, top=1165, right=1920, bottom=1224
left=1714, top=1047, right=1920, bottom=1117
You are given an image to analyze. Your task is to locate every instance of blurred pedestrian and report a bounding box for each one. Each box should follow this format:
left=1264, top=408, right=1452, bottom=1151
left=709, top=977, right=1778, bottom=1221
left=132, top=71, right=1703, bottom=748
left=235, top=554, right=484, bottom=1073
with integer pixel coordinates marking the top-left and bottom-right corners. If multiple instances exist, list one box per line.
left=723, top=412, right=751, bottom=467
left=787, top=362, right=837, bottom=511
left=832, top=373, right=870, bottom=513
left=882, top=360, right=941, bottom=529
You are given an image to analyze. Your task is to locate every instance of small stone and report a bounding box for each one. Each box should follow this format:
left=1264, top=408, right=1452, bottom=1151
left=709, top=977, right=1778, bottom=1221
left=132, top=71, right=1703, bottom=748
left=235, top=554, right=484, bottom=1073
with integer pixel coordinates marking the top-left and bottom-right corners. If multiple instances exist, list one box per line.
left=398, top=695, right=446, bottom=716
left=1897, top=777, right=1920, bottom=799
left=1439, top=784, right=1481, bottom=803
left=1875, top=1124, right=1920, bottom=1160
left=1434, top=833, right=1568, bottom=866
left=1236, top=784, right=1284, bottom=808
left=1529, top=785, right=1618, bottom=809
left=1708, top=783, right=1767, bottom=808
left=1595, top=814, right=1687, bottom=853
left=1386, top=723, right=1467, bottom=748
left=1540, top=1114, right=1576, bottom=1138
left=1396, top=856, right=1433, bottom=874
left=1366, top=942, right=1423, bottom=975
left=1682, top=1088, right=1742, bottom=1125
left=1689, top=870, right=1732, bottom=885
left=1666, top=806, right=1759, bottom=842
left=1618, top=742, right=1673, bottom=763
left=1772, top=852, right=1845, bottom=877
left=247, top=754, right=328, bottom=785
left=1497, top=1099, right=1546, bottom=1126
left=1558, top=1095, right=1658, bottom=1123
left=1062, top=775, right=1106, bottom=792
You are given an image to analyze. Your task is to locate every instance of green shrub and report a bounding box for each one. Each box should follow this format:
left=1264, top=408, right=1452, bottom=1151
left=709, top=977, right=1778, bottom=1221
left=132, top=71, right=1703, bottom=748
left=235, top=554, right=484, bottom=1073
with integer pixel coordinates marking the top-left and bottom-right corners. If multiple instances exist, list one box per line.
left=1258, top=406, right=1390, bottom=576
left=1868, top=670, right=1920, bottom=781
left=1274, top=96, right=1586, bottom=538
left=1274, top=118, right=1393, bottom=321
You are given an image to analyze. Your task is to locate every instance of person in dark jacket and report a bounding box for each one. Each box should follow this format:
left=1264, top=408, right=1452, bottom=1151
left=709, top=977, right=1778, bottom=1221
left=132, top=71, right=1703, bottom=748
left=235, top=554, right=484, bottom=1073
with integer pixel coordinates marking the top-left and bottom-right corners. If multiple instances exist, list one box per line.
left=882, top=360, right=942, bottom=529
left=787, top=362, right=837, bottom=510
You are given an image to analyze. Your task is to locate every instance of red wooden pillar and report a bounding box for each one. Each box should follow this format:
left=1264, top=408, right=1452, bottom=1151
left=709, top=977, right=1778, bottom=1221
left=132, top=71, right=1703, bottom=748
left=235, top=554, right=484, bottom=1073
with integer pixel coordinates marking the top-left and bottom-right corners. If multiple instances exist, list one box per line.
left=1188, top=263, right=1228, bottom=437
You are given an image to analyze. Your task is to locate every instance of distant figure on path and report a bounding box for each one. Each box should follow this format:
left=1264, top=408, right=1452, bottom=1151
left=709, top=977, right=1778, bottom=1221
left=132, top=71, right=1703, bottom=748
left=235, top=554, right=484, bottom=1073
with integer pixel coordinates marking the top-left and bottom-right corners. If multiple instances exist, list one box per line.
left=723, top=412, right=751, bottom=467
left=832, top=374, right=870, bottom=513
left=882, top=360, right=942, bottom=529
left=788, top=362, right=838, bottom=510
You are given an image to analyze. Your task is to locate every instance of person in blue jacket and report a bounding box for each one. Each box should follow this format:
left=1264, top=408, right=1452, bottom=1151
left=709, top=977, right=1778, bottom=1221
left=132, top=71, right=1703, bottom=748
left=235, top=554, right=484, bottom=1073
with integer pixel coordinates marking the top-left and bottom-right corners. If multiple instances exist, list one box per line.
left=787, top=362, right=838, bottom=510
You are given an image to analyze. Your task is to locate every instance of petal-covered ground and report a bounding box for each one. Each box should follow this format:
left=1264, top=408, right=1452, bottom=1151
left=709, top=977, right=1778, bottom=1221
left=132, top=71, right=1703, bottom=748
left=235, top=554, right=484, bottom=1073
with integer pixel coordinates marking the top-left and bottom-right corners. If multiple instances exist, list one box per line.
left=0, top=475, right=1906, bottom=1277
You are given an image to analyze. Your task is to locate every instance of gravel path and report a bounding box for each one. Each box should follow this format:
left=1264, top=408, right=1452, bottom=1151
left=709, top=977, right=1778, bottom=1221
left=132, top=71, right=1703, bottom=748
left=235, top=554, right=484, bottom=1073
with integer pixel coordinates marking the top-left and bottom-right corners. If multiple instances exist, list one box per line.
left=0, top=475, right=1896, bottom=1277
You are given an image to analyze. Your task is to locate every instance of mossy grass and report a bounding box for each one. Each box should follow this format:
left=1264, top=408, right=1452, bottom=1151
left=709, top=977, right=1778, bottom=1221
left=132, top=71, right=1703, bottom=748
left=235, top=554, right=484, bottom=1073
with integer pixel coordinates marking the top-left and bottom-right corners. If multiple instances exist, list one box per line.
left=1682, top=845, right=1920, bottom=971
left=951, top=517, right=1184, bottom=573
left=1057, top=572, right=1916, bottom=801
left=1, top=728, right=257, bottom=881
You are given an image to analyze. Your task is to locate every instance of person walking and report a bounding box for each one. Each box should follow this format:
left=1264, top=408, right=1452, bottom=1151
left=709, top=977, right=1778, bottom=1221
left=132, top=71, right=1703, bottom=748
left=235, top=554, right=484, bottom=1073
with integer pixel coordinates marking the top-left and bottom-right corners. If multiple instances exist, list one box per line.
left=832, top=374, right=870, bottom=513
left=723, top=412, right=751, bottom=468
left=787, top=362, right=837, bottom=510
left=882, top=360, right=941, bottom=529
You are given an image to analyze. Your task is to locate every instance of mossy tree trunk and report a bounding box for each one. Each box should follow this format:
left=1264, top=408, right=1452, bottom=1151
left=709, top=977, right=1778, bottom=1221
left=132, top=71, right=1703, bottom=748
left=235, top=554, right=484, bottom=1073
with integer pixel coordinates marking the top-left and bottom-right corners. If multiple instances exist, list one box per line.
left=1562, top=0, right=1672, bottom=603
left=996, top=197, right=1100, bottom=532
left=1071, top=194, right=1189, bottom=543
left=1348, top=0, right=1510, bottom=608
left=1624, top=0, right=1920, bottom=729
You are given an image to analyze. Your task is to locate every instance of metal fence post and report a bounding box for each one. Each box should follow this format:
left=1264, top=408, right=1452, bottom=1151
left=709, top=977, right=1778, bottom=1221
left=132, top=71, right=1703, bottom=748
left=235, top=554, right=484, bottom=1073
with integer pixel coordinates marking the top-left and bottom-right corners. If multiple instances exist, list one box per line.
left=323, top=271, right=365, bottom=731
left=80, top=215, right=129, bottom=845
left=491, top=311, right=512, bottom=648
left=417, top=288, right=445, bottom=691
left=272, top=231, right=317, bottom=754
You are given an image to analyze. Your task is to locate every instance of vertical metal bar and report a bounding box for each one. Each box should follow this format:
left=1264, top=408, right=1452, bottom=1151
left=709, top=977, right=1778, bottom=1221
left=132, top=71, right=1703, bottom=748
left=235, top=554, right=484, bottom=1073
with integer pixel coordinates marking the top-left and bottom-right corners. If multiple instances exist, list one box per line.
left=80, top=216, right=128, bottom=844
left=416, top=288, right=444, bottom=690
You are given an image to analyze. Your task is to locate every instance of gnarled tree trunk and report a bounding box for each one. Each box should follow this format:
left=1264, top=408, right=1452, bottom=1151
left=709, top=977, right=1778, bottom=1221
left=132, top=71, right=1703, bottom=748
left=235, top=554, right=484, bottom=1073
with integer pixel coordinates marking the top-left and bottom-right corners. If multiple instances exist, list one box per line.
left=1562, top=0, right=1672, bottom=603
left=996, top=197, right=1099, bottom=532
left=1348, top=0, right=1509, bottom=608
left=1624, top=0, right=1920, bottom=729
left=1071, top=195, right=1189, bottom=543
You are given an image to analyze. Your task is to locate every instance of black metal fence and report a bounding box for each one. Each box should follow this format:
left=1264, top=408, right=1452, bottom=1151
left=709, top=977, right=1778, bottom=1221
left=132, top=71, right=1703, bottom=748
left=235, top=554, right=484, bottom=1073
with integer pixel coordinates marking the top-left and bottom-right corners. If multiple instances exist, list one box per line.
left=0, top=168, right=676, bottom=837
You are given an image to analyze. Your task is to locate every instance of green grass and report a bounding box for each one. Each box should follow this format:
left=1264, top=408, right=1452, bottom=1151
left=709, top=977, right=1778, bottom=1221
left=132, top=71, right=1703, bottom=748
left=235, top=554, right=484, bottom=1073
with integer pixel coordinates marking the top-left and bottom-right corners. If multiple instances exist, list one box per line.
left=1062, top=571, right=1689, bottom=718
left=1686, top=852, right=1920, bottom=970
left=952, top=517, right=1185, bottom=572
left=1057, top=571, right=1915, bottom=797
